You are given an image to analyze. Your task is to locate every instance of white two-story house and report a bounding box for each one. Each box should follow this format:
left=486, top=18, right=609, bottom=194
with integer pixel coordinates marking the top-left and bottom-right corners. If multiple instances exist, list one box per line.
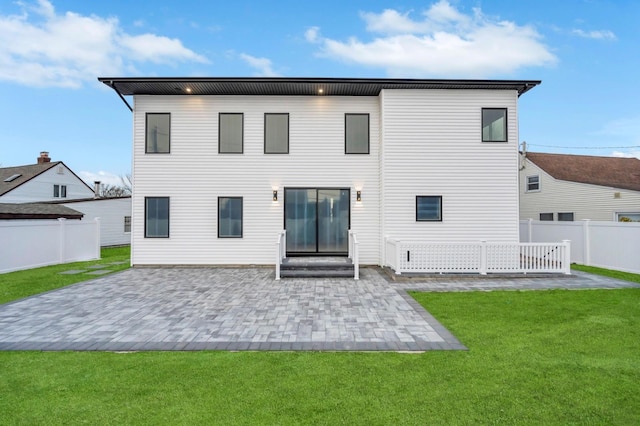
left=100, top=77, right=540, bottom=268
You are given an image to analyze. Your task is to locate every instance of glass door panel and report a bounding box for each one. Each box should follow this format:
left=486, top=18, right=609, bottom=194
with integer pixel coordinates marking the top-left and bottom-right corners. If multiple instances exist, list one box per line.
left=317, top=189, right=350, bottom=253
left=285, top=189, right=317, bottom=253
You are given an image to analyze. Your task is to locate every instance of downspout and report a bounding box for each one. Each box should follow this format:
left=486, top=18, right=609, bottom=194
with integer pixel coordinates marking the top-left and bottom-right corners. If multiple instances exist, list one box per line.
left=106, top=81, right=133, bottom=112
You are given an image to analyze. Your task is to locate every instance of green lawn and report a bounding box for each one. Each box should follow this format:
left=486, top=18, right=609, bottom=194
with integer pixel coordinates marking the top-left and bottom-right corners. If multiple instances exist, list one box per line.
left=572, top=263, right=640, bottom=284
left=1, top=288, right=638, bottom=424
left=0, top=246, right=130, bottom=304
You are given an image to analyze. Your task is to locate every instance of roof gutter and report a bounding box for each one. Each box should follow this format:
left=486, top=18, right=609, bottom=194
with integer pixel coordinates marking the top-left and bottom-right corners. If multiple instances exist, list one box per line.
left=101, top=79, right=132, bottom=112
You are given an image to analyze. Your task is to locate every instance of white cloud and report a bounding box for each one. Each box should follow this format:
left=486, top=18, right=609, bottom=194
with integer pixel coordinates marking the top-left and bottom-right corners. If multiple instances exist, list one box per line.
left=0, top=0, right=208, bottom=88
left=78, top=170, right=125, bottom=187
left=307, top=0, right=556, bottom=77
left=611, top=150, right=640, bottom=159
left=239, top=53, right=281, bottom=77
left=571, top=29, right=616, bottom=40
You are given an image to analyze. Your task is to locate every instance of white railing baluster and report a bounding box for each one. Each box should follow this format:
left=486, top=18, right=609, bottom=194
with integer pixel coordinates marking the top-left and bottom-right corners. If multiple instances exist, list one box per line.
left=275, top=230, right=286, bottom=280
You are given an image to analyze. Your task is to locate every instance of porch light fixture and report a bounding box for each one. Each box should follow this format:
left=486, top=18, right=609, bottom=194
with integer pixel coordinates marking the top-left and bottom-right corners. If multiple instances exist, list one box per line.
left=318, top=88, right=324, bottom=94
left=185, top=87, right=192, bottom=93
left=356, top=190, right=362, bottom=202
left=273, top=190, right=278, bottom=202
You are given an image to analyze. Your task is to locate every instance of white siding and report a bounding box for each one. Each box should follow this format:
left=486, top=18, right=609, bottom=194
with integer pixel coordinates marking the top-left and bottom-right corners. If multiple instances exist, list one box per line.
left=519, top=159, right=640, bottom=221
left=0, top=165, right=94, bottom=203
left=381, top=89, right=520, bottom=244
left=61, top=198, right=132, bottom=246
left=132, top=95, right=380, bottom=265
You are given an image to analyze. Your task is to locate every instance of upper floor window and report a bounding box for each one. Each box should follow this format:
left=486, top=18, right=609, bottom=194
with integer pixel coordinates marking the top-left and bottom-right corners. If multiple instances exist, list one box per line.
left=416, top=196, right=442, bottom=222
left=264, top=113, right=289, bottom=154
left=53, top=184, right=67, bottom=198
left=145, top=197, right=169, bottom=238
left=146, top=113, right=171, bottom=153
left=482, top=108, right=507, bottom=142
left=219, top=113, right=244, bottom=154
left=345, top=113, right=370, bottom=154
left=526, top=175, right=540, bottom=192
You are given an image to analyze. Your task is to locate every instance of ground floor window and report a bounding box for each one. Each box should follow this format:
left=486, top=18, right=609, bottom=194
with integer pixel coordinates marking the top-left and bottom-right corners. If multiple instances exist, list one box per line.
left=145, top=197, right=169, bottom=238
left=218, top=197, right=243, bottom=238
left=616, top=212, right=640, bottom=222
left=539, top=213, right=553, bottom=221
left=124, top=216, right=131, bottom=233
left=558, top=212, right=574, bottom=222
left=416, top=196, right=442, bottom=221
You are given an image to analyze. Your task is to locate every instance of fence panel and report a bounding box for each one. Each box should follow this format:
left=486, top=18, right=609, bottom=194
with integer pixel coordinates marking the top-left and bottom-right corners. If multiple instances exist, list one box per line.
left=520, top=220, right=640, bottom=274
left=0, top=219, right=100, bottom=274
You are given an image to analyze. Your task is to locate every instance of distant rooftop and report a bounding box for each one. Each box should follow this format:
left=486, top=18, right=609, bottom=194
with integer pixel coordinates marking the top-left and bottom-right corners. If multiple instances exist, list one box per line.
left=0, top=203, right=84, bottom=220
left=525, top=152, right=640, bottom=192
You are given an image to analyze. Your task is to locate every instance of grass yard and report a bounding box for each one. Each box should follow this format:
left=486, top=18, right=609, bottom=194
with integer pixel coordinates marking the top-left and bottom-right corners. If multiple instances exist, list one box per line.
left=1, top=288, right=638, bottom=424
left=572, top=263, right=640, bottom=284
left=0, top=246, right=130, bottom=304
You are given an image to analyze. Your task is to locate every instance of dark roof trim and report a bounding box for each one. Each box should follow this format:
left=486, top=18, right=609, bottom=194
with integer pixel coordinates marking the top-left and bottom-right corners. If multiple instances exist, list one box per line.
left=0, top=213, right=83, bottom=220
left=98, top=77, right=541, bottom=99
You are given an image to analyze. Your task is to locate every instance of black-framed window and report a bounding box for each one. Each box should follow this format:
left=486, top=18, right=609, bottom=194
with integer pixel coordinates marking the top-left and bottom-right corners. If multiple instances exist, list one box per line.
left=416, top=196, right=442, bottom=221
left=539, top=213, right=554, bottom=221
left=527, top=175, right=540, bottom=192
left=345, top=113, right=370, bottom=154
left=558, top=212, right=574, bottom=222
left=265, top=113, right=289, bottom=154
left=146, top=113, right=171, bottom=153
left=145, top=197, right=169, bottom=238
left=219, top=113, right=244, bottom=153
left=218, top=197, right=243, bottom=238
left=124, top=216, right=131, bottom=233
left=53, top=184, right=67, bottom=198
left=482, top=108, right=507, bottom=142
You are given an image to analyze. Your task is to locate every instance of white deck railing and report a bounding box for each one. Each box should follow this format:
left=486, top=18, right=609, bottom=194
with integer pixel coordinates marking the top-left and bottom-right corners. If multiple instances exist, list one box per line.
left=348, top=230, right=359, bottom=280
left=275, top=230, right=286, bottom=280
left=384, top=238, right=571, bottom=275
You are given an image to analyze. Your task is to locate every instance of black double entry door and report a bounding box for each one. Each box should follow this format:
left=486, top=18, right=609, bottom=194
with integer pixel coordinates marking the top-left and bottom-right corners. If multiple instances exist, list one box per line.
left=284, top=188, right=350, bottom=256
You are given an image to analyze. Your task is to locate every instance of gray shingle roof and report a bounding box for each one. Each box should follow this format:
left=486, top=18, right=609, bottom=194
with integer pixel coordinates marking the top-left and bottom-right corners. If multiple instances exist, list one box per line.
left=526, top=152, right=640, bottom=192
left=0, top=203, right=84, bottom=220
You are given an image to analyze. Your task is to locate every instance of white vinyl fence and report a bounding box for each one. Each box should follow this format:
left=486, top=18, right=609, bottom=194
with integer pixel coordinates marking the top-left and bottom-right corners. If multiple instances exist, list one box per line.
left=0, top=218, right=101, bottom=274
left=520, top=219, right=640, bottom=274
left=384, top=238, right=570, bottom=275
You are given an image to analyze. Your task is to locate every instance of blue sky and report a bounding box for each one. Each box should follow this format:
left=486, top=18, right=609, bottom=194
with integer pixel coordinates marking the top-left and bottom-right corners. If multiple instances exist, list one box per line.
left=1, top=0, right=639, bottom=186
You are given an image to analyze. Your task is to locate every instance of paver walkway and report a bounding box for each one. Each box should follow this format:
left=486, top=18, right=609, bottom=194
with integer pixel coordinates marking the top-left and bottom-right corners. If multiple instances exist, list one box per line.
left=0, top=268, right=637, bottom=352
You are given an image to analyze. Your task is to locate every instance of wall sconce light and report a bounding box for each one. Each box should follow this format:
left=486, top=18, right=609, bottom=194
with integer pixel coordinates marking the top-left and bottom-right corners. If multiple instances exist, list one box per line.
left=356, top=190, right=362, bottom=202
left=273, top=190, right=278, bottom=202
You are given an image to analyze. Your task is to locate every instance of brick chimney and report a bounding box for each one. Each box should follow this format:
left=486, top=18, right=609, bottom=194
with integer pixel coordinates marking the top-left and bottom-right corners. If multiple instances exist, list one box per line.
left=37, top=151, right=51, bottom=164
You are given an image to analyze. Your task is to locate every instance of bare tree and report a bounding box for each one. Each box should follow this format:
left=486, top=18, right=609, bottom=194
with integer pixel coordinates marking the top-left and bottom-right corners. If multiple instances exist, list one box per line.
left=98, top=174, right=132, bottom=198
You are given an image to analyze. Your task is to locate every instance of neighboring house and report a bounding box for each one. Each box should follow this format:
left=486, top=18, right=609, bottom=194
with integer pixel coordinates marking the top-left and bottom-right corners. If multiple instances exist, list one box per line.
left=0, top=203, right=83, bottom=220
left=0, top=152, right=95, bottom=202
left=100, top=77, right=540, bottom=266
left=519, top=152, right=640, bottom=222
left=1, top=153, right=132, bottom=246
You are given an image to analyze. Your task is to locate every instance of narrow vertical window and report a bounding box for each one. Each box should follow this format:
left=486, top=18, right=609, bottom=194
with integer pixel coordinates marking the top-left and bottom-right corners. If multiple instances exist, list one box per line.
left=219, top=113, right=244, bottom=153
left=60, top=185, right=67, bottom=198
left=482, top=108, right=507, bottom=142
left=264, top=113, right=289, bottom=154
left=146, top=113, right=171, bottom=153
left=345, top=113, right=370, bottom=154
left=53, top=184, right=59, bottom=198
left=416, top=196, right=442, bottom=221
left=218, top=197, right=243, bottom=238
left=124, top=216, right=132, bottom=233
left=145, top=197, right=169, bottom=238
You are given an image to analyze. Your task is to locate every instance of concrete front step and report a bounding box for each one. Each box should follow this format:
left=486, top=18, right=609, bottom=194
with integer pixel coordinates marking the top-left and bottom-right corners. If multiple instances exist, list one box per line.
left=279, top=257, right=355, bottom=278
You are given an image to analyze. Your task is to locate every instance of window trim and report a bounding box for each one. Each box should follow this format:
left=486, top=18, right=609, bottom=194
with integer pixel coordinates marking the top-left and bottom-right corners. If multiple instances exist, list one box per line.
left=615, top=212, right=640, bottom=222
left=416, top=195, right=443, bottom=222
left=539, top=213, right=554, bottom=221
left=145, top=113, right=171, bottom=154
left=218, top=196, right=243, bottom=238
left=264, top=113, right=290, bottom=154
left=526, top=175, right=540, bottom=192
left=345, top=113, right=370, bottom=154
left=557, top=212, right=574, bottom=222
left=53, top=184, right=67, bottom=198
left=144, top=197, right=170, bottom=238
left=218, top=112, right=244, bottom=154
left=124, top=216, right=131, bottom=233
left=481, top=108, right=508, bottom=143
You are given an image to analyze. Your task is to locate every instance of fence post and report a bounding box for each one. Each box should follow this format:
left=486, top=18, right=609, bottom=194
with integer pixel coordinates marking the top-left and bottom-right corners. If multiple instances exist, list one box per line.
left=395, top=240, right=402, bottom=275
left=58, top=218, right=66, bottom=262
left=94, top=218, right=101, bottom=259
left=582, top=219, right=591, bottom=266
left=528, top=218, right=533, bottom=243
left=562, top=240, right=571, bottom=274
left=480, top=240, right=487, bottom=275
